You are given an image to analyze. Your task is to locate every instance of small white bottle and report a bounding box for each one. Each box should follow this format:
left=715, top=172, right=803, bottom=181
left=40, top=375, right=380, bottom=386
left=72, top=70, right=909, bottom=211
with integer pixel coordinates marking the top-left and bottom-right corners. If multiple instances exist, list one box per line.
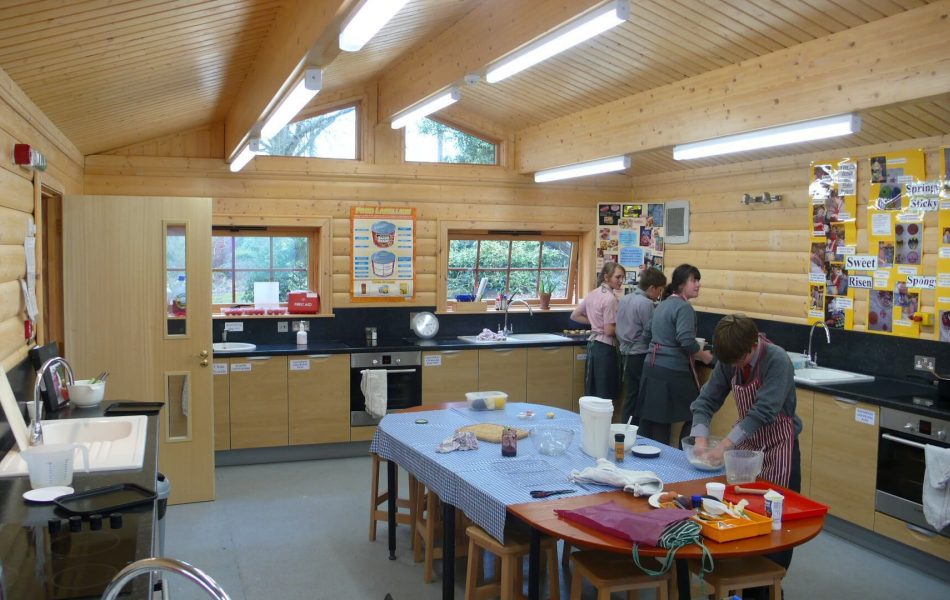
left=296, top=321, right=307, bottom=346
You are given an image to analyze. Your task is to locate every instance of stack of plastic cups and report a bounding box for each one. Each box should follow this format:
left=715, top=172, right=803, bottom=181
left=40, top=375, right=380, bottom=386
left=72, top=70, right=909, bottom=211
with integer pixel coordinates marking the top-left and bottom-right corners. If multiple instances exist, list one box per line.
left=578, top=396, right=614, bottom=459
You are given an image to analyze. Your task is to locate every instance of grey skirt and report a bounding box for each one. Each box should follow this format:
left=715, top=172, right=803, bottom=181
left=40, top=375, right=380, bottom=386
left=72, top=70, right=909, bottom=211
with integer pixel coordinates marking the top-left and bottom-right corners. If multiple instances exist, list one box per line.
left=637, top=362, right=698, bottom=423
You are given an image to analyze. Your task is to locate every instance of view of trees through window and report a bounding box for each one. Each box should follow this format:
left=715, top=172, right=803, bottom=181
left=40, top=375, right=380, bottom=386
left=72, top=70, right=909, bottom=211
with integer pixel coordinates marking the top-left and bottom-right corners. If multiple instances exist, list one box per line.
left=406, top=117, right=496, bottom=164
left=259, top=105, right=356, bottom=159
left=447, top=238, right=575, bottom=302
left=212, top=234, right=310, bottom=303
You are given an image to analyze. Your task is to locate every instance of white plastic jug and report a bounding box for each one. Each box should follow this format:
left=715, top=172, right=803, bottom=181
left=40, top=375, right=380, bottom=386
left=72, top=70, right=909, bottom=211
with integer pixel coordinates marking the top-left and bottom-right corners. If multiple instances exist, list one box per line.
left=20, top=443, right=90, bottom=489
left=578, top=396, right=614, bottom=459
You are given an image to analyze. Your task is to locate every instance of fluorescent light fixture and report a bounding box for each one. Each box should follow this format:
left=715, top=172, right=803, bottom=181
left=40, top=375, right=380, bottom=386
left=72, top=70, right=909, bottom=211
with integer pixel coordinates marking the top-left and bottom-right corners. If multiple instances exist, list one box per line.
left=339, top=0, right=410, bottom=52
left=260, top=68, right=323, bottom=139
left=673, top=113, right=862, bottom=160
left=486, top=0, right=628, bottom=83
left=229, top=138, right=260, bottom=173
left=534, top=155, right=630, bottom=183
left=390, top=87, right=460, bottom=129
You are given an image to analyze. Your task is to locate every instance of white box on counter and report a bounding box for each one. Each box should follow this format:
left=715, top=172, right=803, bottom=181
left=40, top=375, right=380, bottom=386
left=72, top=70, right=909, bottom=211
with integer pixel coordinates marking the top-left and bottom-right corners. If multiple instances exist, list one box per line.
left=465, top=391, right=508, bottom=411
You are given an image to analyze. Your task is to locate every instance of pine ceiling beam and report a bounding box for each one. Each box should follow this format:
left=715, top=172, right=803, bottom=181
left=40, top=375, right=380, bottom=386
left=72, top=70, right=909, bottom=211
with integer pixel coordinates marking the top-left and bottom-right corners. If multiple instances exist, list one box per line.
left=515, top=0, right=950, bottom=173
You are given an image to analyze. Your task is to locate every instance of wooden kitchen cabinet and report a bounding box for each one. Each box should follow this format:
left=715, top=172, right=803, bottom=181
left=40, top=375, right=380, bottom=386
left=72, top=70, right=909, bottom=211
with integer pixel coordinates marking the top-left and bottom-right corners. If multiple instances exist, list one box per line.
left=422, top=349, right=478, bottom=405
left=288, top=354, right=350, bottom=445
left=873, top=511, right=950, bottom=562
left=796, top=389, right=814, bottom=496
left=229, top=355, right=288, bottom=449
left=212, top=360, right=231, bottom=451
left=809, top=392, right=879, bottom=529
left=526, top=346, right=572, bottom=410
left=478, top=347, right=526, bottom=402
left=571, top=346, right=587, bottom=412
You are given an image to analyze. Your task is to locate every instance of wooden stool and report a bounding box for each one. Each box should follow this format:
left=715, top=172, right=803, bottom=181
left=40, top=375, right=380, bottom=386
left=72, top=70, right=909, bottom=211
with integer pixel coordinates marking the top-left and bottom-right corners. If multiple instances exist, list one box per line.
left=413, top=480, right=470, bottom=583
left=465, top=524, right=560, bottom=600
left=569, top=550, right=672, bottom=600
left=368, top=453, right=414, bottom=541
left=688, top=556, right=786, bottom=599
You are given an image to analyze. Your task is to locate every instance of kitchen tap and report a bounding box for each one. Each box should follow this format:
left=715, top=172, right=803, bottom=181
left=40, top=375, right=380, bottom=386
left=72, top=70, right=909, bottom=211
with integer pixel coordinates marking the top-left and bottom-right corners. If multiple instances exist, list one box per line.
left=101, top=557, right=230, bottom=600
left=806, top=321, right=831, bottom=367
left=222, top=329, right=228, bottom=343
left=502, top=296, right=533, bottom=335
left=31, top=357, right=74, bottom=446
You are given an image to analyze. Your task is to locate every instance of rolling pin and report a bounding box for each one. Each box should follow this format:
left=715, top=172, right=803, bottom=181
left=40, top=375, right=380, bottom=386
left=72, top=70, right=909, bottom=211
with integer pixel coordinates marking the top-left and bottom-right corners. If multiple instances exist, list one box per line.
left=733, top=486, right=768, bottom=495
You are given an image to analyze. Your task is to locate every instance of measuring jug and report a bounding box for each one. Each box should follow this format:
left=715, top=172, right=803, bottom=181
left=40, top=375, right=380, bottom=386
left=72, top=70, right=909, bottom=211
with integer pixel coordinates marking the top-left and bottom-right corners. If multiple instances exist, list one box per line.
left=20, top=443, right=90, bottom=489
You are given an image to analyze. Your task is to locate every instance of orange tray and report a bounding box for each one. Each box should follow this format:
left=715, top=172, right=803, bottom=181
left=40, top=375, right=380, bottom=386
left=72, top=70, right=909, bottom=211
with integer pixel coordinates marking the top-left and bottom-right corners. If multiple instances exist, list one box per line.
left=723, top=481, right=829, bottom=522
left=692, top=509, right=771, bottom=543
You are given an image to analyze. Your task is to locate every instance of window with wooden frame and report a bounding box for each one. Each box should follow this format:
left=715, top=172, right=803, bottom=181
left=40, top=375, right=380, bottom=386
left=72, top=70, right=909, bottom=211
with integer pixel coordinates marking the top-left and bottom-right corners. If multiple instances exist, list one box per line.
left=446, top=232, right=579, bottom=305
left=405, top=116, right=498, bottom=165
left=258, top=103, right=358, bottom=159
left=211, top=227, right=319, bottom=307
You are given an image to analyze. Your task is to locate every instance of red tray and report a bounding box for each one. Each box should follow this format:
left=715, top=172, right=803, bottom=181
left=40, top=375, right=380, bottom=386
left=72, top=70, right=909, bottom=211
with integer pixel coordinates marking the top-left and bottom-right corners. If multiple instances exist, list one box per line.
left=723, top=481, right=828, bottom=521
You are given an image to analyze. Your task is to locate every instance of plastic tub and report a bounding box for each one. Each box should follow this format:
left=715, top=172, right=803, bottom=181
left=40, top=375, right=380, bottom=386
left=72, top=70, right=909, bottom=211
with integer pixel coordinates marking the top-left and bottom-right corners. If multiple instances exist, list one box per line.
left=724, top=449, right=764, bottom=484
left=371, top=251, right=396, bottom=277
left=465, top=391, right=507, bottom=410
left=371, top=221, right=396, bottom=247
left=579, top=396, right=613, bottom=459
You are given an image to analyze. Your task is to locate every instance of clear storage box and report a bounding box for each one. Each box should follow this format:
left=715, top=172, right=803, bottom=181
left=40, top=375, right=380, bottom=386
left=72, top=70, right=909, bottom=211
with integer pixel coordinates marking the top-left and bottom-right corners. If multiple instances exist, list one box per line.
left=465, top=391, right=508, bottom=410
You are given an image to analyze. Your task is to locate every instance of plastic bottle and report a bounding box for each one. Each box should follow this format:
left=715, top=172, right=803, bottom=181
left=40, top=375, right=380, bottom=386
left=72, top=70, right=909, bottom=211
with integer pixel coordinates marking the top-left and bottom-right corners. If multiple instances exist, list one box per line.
left=296, top=322, right=307, bottom=346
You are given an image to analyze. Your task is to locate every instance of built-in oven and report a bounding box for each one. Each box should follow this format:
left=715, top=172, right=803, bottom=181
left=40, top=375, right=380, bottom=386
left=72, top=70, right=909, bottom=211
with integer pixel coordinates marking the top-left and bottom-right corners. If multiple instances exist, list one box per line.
left=876, top=406, right=950, bottom=538
left=350, top=351, right=422, bottom=427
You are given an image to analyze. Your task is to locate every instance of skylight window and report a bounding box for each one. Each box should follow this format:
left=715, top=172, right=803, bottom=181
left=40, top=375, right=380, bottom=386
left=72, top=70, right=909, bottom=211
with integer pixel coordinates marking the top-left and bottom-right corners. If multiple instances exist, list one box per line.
left=405, top=117, right=497, bottom=165
left=259, top=105, right=357, bottom=159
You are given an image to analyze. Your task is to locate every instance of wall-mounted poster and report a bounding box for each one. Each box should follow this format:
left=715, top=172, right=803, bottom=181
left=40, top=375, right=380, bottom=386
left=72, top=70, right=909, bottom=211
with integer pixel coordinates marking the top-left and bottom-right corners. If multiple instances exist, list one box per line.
left=597, top=202, right=664, bottom=293
left=808, top=159, right=857, bottom=328
left=938, top=199, right=950, bottom=343
left=868, top=149, right=925, bottom=210
left=351, top=206, right=415, bottom=301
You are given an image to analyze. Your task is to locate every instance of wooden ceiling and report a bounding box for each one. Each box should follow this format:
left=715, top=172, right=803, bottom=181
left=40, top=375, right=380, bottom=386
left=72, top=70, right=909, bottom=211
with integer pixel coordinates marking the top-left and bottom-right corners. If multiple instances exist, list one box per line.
left=0, top=0, right=947, bottom=174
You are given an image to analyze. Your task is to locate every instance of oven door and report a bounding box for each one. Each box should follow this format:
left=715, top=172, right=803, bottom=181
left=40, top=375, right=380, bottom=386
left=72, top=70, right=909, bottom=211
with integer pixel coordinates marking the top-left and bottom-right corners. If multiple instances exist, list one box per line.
left=876, top=429, right=950, bottom=537
left=349, top=366, right=422, bottom=426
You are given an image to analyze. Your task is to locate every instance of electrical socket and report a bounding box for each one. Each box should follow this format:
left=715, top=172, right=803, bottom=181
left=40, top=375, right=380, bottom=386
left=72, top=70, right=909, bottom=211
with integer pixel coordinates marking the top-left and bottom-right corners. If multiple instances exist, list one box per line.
left=277, top=321, right=288, bottom=333
left=914, top=355, right=935, bottom=372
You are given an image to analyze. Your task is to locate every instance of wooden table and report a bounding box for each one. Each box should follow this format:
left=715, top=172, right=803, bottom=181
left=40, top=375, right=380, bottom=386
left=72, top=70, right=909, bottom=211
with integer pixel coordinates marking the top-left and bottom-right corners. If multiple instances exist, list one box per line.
left=509, top=477, right=825, bottom=600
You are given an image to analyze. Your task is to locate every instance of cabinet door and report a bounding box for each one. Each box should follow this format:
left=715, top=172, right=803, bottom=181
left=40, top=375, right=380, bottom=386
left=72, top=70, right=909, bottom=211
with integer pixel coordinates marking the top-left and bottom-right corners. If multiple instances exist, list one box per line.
left=213, top=360, right=230, bottom=451
left=810, top=392, right=878, bottom=529
left=229, top=356, right=288, bottom=449
left=478, top=348, right=527, bottom=402
left=527, top=347, right=572, bottom=410
left=796, top=389, right=815, bottom=496
left=422, top=350, right=478, bottom=405
left=571, top=347, right=587, bottom=412
left=288, top=354, right=350, bottom=445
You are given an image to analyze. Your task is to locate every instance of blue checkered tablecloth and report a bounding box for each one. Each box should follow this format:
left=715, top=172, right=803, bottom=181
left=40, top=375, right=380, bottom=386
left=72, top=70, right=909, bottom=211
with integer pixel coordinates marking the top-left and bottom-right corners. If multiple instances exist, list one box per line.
left=369, top=403, right=720, bottom=542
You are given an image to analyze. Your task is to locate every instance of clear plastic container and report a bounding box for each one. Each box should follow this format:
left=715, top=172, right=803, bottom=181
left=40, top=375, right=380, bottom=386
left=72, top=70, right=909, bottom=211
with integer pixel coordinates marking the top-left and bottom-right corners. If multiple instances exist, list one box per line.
left=465, top=391, right=507, bottom=410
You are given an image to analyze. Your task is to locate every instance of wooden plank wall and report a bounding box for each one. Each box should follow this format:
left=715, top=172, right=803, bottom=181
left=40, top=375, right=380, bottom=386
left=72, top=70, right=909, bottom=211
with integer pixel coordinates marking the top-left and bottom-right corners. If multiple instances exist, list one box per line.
left=634, top=133, right=949, bottom=340
left=0, top=66, right=83, bottom=369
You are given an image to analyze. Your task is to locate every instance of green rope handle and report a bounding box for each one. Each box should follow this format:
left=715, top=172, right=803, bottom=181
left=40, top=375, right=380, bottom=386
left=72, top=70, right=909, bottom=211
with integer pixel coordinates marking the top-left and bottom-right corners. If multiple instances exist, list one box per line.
left=631, top=520, right=714, bottom=579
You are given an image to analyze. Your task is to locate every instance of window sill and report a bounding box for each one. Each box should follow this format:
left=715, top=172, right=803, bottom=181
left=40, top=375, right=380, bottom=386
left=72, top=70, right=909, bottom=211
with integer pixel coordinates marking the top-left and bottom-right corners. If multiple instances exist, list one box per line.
left=436, top=305, right=576, bottom=315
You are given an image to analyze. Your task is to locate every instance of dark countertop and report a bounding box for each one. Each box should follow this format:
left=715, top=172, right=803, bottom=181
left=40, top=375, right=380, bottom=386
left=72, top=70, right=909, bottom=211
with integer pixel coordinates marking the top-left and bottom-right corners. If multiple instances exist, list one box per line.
left=0, top=404, right=159, bottom=599
left=797, top=375, right=949, bottom=420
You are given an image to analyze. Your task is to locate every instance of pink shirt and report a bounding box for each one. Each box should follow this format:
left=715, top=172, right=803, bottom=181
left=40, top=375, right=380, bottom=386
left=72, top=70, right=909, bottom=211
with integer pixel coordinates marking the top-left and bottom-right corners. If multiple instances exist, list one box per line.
left=576, top=284, right=619, bottom=346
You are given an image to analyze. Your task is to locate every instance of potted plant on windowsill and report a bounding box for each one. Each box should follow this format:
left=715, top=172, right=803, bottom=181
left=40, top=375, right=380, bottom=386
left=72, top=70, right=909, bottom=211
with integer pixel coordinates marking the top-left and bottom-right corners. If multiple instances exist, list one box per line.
left=539, top=276, right=554, bottom=310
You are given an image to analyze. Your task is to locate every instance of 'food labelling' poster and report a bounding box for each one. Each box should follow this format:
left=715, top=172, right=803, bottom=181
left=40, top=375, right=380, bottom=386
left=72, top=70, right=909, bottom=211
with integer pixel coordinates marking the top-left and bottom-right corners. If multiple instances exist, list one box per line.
left=351, top=206, right=415, bottom=301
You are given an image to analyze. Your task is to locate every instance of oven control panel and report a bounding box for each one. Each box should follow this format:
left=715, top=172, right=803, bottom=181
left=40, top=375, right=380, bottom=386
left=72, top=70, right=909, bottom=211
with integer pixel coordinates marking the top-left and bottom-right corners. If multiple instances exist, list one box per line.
left=881, top=407, right=948, bottom=442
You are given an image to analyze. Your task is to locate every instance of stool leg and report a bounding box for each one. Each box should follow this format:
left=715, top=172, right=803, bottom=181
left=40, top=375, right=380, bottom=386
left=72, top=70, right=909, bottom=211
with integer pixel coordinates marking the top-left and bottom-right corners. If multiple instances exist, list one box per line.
left=408, top=474, right=418, bottom=548
left=545, top=544, right=561, bottom=600
left=423, top=493, right=437, bottom=583
left=568, top=564, right=583, bottom=600
left=500, top=554, right=516, bottom=600
left=561, top=541, right=572, bottom=569
left=464, top=539, right=478, bottom=600
left=368, top=454, right=380, bottom=541
left=772, top=579, right=782, bottom=600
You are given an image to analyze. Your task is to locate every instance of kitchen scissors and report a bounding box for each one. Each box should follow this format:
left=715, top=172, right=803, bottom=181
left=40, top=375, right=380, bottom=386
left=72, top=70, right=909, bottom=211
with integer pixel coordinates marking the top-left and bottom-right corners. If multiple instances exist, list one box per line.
left=529, top=489, right=576, bottom=498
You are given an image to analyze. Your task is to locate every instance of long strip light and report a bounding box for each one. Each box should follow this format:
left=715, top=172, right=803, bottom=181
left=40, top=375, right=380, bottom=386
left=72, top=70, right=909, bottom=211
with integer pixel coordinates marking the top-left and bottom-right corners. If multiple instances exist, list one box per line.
left=339, top=0, right=410, bottom=52
left=673, top=114, right=862, bottom=160
left=391, top=87, right=460, bottom=130
left=534, top=155, right=630, bottom=183
left=229, top=138, right=260, bottom=173
left=486, top=0, right=629, bottom=84
left=260, top=68, right=323, bottom=139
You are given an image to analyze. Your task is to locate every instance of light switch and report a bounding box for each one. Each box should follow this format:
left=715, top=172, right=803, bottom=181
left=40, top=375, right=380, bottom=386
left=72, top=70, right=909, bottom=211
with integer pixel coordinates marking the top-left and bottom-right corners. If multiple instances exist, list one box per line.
left=277, top=321, right=288, bottom=332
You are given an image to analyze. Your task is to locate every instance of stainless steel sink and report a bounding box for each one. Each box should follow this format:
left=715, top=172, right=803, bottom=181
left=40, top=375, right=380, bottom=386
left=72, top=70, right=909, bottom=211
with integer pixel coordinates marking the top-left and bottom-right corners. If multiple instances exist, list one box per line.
left=212, top=342, right=256, bottom=352
left=794, top=367, right=874, bottom=385
left=457, top=333, right=571, bottom=344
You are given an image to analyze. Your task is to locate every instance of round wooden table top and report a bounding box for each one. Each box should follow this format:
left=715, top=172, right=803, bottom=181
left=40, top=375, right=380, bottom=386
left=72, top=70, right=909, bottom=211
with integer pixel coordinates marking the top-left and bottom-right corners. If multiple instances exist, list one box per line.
left=508, top=476, right=825, bottom=559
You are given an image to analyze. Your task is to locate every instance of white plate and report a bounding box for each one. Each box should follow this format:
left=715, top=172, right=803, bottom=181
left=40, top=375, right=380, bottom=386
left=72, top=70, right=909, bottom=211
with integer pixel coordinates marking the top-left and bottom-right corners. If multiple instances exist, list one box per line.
left=648, top=492, right=664, bottom=508
left=631, top=445, right=660, bottom=458
left=23, top=486, right=73, bottom=503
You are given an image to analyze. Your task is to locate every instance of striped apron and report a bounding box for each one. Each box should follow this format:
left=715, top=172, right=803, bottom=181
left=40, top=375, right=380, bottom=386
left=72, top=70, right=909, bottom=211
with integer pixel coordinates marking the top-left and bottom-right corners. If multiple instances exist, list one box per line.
left=731, top=339, right=795, bottom=488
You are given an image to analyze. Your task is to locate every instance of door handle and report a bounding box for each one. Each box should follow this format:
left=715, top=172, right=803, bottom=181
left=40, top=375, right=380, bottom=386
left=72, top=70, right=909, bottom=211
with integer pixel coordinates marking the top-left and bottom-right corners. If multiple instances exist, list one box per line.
left=199, top=350, right=209, bottom=358
left=200, top=359, right=209, bottom=367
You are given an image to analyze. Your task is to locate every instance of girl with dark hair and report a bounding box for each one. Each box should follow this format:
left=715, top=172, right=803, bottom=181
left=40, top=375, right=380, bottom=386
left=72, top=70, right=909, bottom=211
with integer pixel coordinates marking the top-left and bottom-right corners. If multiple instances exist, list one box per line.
left=570, top=262, right=625, bottom=400
left=638, top=264, right=713, bottom=445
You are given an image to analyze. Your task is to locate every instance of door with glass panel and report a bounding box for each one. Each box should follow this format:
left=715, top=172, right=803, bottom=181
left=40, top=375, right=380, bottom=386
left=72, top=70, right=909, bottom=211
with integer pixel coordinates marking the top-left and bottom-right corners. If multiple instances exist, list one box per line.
left=63, top=195, right=213, bottom=504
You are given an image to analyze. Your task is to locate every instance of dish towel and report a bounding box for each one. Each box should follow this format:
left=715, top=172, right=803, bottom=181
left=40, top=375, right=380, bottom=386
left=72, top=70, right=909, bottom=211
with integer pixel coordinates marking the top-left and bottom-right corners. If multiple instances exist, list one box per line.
left=923, top=444, right=950, bottom=531
left=569, top=458, right=664, bottom=497
left=361, top=369, right=387, bottom=419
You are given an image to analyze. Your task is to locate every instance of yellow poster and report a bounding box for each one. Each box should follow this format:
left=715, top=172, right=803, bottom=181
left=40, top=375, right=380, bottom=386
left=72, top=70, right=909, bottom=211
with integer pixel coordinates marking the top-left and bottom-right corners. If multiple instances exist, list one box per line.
left=938, top=202, right=950, bottom=343
left=868, top=149, right=925, bottom=210
left=808, top=160, right=857, bottom=328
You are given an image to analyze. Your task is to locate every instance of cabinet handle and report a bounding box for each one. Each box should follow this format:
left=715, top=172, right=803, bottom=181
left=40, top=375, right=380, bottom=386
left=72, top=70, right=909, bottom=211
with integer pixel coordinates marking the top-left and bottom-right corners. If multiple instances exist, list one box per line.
left=538, top=346, right=560, bottom=351
left=491, top=349, right=514, bottom=353
left=307, top=354, right=331, bottom=359
left=904, top=523, right=938, bottom=537
left=440, top=350, right=461, bottom=355
left=832, top=396, right=857, bottom=405
left=247, top=356, right=271, bottom=361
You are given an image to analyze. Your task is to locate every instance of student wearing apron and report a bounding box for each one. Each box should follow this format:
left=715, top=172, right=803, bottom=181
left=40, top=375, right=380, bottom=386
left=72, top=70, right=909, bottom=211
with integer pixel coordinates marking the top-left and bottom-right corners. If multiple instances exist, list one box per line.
left=689, top=314, right=802, bottom=579
left=570, top=262, right=625, bottom=400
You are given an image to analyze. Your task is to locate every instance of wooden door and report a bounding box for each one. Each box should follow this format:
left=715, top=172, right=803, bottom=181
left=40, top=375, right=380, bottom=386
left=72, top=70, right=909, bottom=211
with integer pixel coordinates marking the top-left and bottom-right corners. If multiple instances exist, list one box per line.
left=288, top=354, right=349, bottom=445
left=229, top=355, right=288, bottom=448
left=478, top=348, right=526, bottom=402
left=526, top=347, right=572, bottom=410
left=422, top=349, right=478, bottom=405
left=64, top=195, right=213, bottom=504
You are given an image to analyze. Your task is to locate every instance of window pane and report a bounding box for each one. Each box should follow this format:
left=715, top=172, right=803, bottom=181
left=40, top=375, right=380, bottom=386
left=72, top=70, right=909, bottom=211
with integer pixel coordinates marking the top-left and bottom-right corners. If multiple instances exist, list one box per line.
left=166, top=226, right=186, bottom=269
left=275, top=270, right=309, bottom=301
left=510, top=241, right=540, bottom=268
left=480, top=271, right=508, bottom=298
left=509, top=271, right=538, bottom=297
left=212, top=271, right=233, bottom=304
left=273, top=237, right=308, bottom=269
left=235, top=237, right=270, bottom=269
left=544, top=270, right=569, bottom=298
left=447, top=269, right=475, bottom=299
left=448, top=239, right=477, bottom=268
left=212, top=236, right=233, bottom=269
left=235, top=271, right=271, bottom=303
left=541, top=241, right=572, bottom=268
left=478, top=240, right=509, bottom=268
left=405, top=117, right=496, bottom=165
left=259, top=106, right=357, bottom=159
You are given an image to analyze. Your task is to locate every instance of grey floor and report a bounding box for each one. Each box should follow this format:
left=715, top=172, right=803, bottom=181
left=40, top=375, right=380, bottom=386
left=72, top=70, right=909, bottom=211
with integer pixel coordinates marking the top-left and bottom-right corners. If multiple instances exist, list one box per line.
left=163, top=455, right=949, bottom=599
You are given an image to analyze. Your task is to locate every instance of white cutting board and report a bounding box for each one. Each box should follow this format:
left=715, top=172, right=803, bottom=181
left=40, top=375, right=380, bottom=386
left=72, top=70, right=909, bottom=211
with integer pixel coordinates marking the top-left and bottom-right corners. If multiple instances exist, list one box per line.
left=0, top=366, right=29, bottom=451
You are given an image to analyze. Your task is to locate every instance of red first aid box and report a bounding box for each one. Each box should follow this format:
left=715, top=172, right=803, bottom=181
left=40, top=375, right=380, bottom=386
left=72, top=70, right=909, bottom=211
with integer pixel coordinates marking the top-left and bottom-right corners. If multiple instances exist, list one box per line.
left=288, top=291, right=320, bottom=314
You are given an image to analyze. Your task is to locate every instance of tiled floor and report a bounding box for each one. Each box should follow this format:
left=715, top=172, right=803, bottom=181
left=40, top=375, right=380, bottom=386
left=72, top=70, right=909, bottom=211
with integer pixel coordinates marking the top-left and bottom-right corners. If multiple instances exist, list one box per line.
left=163, top=455, right=949, bottom=599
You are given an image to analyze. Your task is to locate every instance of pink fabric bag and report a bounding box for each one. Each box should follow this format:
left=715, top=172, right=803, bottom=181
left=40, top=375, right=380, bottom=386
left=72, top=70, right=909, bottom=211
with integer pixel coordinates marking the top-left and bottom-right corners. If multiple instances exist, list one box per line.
left=554, top=501, right=693, bottom=545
